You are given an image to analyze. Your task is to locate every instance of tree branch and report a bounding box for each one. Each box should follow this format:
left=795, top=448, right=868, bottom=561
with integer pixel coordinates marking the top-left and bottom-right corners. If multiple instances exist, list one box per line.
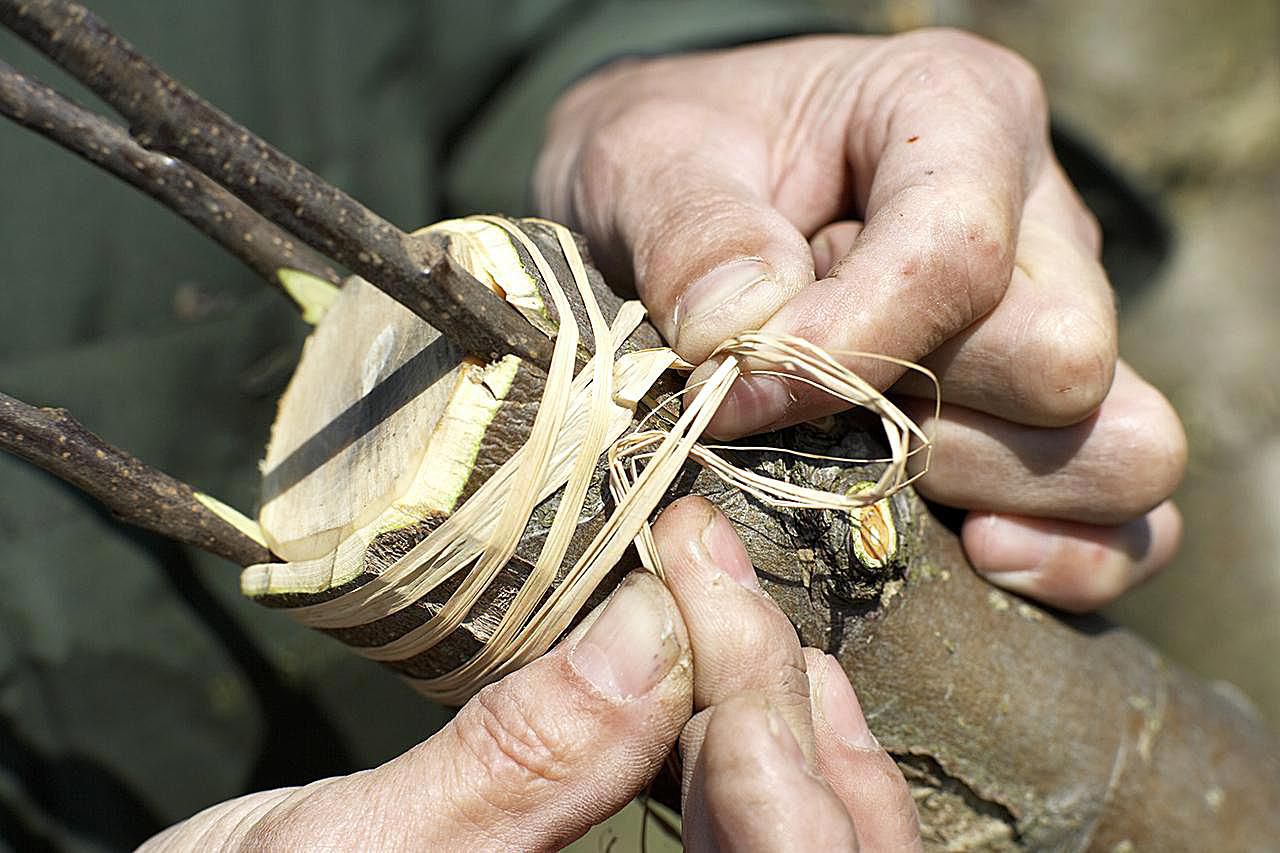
left=0, top=59, right=341, bottom=287
left=0, top=0, right=555, bottom=370
left=0, top=391, right=272, bottom=567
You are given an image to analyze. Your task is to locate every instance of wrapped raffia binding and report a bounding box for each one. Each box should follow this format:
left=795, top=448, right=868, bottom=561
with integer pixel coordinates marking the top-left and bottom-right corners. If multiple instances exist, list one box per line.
left=243, top=215, right=930, bottom=705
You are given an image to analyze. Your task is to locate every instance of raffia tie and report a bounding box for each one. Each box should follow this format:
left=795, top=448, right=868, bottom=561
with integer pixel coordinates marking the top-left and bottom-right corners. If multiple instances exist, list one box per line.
left=243, top=216, right=937, bottom=705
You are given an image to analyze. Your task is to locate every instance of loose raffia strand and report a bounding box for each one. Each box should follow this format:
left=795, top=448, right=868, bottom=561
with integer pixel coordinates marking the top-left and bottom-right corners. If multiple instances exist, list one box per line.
left=0, top=0, right=554, bottom=369
left=0, top=59, right=340, bottom=288
left=0, top=391, right=273, bottom=567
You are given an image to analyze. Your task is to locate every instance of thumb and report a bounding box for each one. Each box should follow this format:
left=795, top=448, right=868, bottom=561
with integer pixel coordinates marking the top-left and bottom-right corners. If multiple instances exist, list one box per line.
left=545, top=100, right=815, bottom=362
left=200, top=572, right=692, bottom=852
left=411, top=571, right=692, bottom=850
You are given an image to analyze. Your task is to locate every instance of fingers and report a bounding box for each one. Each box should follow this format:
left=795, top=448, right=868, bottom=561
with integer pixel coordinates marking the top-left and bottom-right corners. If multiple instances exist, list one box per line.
left=239, top=572, right=693, bottom=851
left=808, top=174, right=1116, bottom=429
left=652, top=496, right=818, bottom=847
left=803, top=649, right=924, bottom=852
left=421, top=572, right=690, bottom=849
left=655, top=498, right=920, bottom=852
left=687, top=693, right=859, bottom=853
left=705, top=30, right=1050, bottom=439
left=543, top=95, right=817, bottom=364
left=652, top=496, right=816, bottom=752
left=892, top=168, right=1118, bottom=427
left=963, top=501, right=1183, bottom=612
left=902, top=361, right=1187, bottom=525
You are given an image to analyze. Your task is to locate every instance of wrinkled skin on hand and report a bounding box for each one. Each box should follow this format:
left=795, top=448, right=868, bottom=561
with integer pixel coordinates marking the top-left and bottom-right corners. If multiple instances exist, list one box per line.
left=536, top=30, right=1186, bottom=611
left=143, top=500, right=921, bottom=851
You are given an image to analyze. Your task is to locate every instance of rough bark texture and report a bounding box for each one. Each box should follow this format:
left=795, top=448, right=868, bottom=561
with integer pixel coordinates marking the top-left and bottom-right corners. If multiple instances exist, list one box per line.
left=252, top=220, right=1280, bottom=850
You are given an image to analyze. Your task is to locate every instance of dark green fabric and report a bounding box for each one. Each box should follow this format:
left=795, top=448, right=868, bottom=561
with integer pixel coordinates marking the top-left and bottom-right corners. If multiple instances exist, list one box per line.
left=0, top=2, right=835, bottom=849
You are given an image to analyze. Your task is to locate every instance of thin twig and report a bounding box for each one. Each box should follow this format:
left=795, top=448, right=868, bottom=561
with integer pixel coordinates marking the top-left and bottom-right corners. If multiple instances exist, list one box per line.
left=0, top=60, right=341, bottom=287
left=0, top=0, right=555, bottom=369
left=0, top=391, right=273, bottom=567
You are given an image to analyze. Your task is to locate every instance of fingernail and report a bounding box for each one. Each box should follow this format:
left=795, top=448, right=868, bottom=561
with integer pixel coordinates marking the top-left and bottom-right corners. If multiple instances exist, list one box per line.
left=699, top=506, right=758, bottom=589
left=968, top=514, right=1052, bottom=575
left=980, top=569, right=1043, bottom=598
left=817, top=655, right=878, bottom=749
left=707, top=374, right=792, bottom=440
left=569, top=574, right=681, bottom=699
left=673, top=258, right=773, bottom=350
left=765, top=704, right=810, bottom=768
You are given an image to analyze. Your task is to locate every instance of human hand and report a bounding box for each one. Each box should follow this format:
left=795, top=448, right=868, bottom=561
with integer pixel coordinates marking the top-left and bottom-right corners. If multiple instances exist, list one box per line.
left=536, top=30, right=1186, bottom=611
left=655, top=496, right=922, bottom=851
left=141, top=568, right=692, bottom=851
left=142, top=499, right=917, bottom=851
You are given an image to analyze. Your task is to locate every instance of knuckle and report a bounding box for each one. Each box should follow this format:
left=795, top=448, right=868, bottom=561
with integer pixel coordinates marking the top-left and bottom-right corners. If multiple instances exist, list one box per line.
left=995, top=44, right=1048, bottom=117
left=708, top=597, right=812, bottom=703
left=575, top=99, right=726, bottom=258
left=454, top=682, right=576, bottom=789
left=950, top=193, right=1019, bottom=301
left=586, top=97, right=703, bottom=173
left=1102, top=390, right=1188, bottom=516
left=1022, top=307, right=1117, bottom=425
left=896, top=187, right=1015, bottom=337
left=897, top=28, right=1044, bottom=95
left=1143, top=406, right=1190, bottom=506
left=1048, top=163, right=1105, bottom=256
left=903, top=26, right=1003, bottom=61
left=888, top=28, right=1048, bottom=137
left=571, top=98, right=690, bottom=220
left=884, top=30, right=985, bottom=100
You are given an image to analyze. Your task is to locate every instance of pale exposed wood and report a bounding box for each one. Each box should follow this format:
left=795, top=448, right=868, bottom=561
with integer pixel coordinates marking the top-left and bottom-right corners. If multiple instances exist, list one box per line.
left=259, top=277, right=469, bottom=561
left=256, top=220, right=559, bottom=567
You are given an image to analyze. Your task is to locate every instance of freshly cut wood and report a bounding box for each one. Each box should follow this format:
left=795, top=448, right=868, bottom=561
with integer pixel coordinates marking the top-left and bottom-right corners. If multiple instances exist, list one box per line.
left=260, top=276, right=467, bottom=562
left=249, top=217, right=1280, bottom=850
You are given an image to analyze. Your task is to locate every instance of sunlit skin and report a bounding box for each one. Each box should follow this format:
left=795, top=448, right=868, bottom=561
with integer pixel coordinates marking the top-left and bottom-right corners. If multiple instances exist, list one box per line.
left=144, top=30, right=1187, bottom=850
left=537, top=31, right=1185, bottom=611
